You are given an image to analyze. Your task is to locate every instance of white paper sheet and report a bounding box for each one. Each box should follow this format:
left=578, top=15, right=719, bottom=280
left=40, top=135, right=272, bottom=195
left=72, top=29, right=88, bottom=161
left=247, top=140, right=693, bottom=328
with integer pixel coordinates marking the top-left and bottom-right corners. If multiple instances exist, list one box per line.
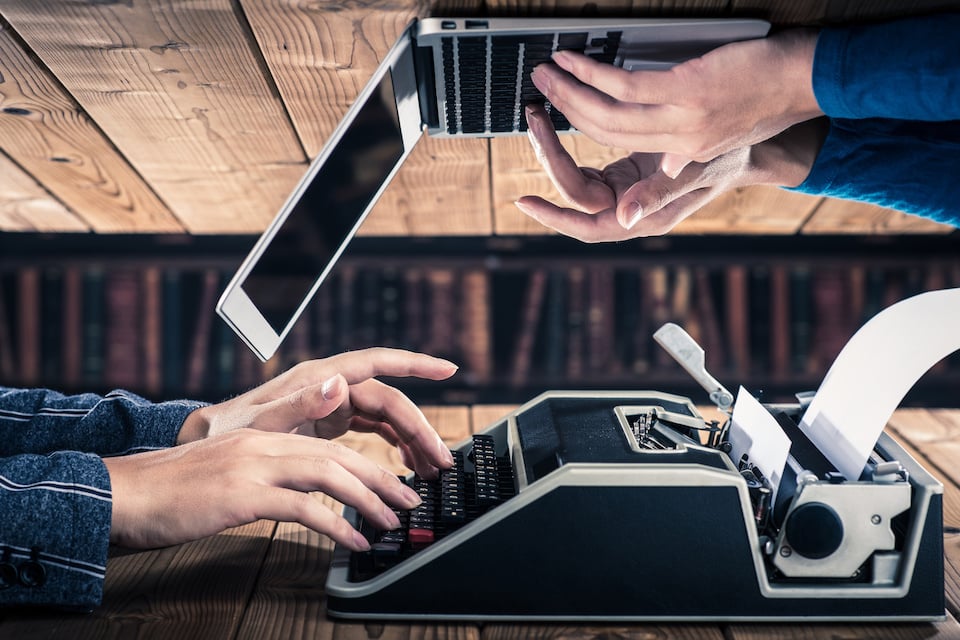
left=799, top=287, right=960, bottom=481
left=728, top=385, right=792, bottom=502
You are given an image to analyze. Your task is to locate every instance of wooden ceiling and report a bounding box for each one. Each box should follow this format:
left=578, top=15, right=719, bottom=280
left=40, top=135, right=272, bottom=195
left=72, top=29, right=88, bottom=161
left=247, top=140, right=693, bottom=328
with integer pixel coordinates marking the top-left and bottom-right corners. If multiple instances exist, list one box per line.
left=0, top=1, right=955, bottom=237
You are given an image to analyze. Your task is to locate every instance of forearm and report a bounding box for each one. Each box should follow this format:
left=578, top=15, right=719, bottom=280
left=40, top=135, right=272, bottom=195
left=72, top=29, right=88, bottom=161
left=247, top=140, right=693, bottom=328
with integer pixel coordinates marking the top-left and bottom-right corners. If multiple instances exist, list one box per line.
left=0, top=452, right=111, bottom=610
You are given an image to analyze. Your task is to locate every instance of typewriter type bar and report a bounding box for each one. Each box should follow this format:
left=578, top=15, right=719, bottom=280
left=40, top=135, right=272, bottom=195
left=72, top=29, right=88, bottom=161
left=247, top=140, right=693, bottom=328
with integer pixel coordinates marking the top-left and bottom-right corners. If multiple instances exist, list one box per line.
left=326, top=390, right=944, bottom=622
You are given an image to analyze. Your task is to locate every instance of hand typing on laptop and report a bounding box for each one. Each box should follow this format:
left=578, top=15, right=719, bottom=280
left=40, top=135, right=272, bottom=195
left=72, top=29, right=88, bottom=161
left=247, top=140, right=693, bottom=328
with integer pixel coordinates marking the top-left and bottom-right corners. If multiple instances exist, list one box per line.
left=520, top=14, right=960, bottom=232
left=103, top=348, right=458, bottom=551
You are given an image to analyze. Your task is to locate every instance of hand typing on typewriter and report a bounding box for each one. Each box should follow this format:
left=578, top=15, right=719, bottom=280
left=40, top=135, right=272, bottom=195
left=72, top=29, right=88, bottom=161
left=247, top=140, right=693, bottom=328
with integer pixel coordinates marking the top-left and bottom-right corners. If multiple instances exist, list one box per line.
left=515, top=104, right=827, bottom=240
left=104, top=348, right=458, bottom=551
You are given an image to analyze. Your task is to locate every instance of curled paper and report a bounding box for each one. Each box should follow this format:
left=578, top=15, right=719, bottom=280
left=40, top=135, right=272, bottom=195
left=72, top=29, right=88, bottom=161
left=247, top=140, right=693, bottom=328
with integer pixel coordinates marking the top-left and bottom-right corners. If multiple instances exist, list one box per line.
left=799, top=287, right=960, bottom=481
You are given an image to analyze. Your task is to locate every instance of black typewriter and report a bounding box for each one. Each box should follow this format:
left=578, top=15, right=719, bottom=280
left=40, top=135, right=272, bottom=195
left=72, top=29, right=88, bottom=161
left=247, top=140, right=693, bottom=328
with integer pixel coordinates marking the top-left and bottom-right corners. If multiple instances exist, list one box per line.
left=326, top=326, right=945, bottom=622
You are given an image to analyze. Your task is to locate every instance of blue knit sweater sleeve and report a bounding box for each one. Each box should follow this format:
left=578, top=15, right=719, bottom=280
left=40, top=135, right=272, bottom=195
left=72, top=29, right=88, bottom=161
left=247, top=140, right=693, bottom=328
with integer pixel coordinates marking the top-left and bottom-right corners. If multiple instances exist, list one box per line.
left=791, top=14, right=960, bottom=227
left=0, top=387, right=207, bottom=610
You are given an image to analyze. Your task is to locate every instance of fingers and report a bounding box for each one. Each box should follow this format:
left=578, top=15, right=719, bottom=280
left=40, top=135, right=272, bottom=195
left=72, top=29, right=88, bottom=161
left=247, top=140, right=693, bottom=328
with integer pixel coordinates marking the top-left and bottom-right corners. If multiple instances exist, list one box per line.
left=514, top=195, right=635, bottom=243
left=551, top=50, right=673, bottom=104
left=340, top=379, right=454, bottom=478
left=530, top=62, right=680, bottom=152
left=312, top=348, right=458, bottom=386
left=659, top=153, right=693, bottom=179
left=525, top=105, right=616, bottom=213
left=615, top=162, right=705, bottom=229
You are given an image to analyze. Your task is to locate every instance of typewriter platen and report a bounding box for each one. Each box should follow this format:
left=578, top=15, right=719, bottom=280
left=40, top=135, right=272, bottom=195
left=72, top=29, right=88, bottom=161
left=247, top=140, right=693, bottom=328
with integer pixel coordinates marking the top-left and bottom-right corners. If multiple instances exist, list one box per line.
left=326, top=325, right=945, bottom=622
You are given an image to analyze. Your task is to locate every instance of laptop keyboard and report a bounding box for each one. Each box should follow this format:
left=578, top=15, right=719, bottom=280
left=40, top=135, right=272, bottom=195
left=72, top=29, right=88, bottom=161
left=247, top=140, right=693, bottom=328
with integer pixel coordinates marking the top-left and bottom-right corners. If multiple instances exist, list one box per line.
left=440, top=31, right=622, bottom=135
left=350, top=433, right=516, bottom=581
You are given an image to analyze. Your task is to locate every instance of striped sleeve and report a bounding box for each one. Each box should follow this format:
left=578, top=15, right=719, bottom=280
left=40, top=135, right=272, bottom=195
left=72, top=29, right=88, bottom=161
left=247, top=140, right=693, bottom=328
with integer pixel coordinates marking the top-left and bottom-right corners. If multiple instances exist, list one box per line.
left=0, top=451, right=112, bottom=609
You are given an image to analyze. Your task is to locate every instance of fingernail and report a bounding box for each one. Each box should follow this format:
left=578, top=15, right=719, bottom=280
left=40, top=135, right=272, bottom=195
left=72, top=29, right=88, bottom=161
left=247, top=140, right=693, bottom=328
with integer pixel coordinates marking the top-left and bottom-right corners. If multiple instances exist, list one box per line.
left=530, top=66, right=550, bottom=93
left=352, top=530, right=370, bottom=551
left=623, top=203, right=644, bottom=229
left=438, top=440, right=455, bottom=466
left=551, top=50, right=572, bottom=70
left=438, top=358, right=459, bottom=371
left=321, top=374, right=343, bottom=400
left=383, top=505, right=401, bottom=530
left=400, top=483, right=421, bottom=507
left=514, top=200, right=537, bottom=220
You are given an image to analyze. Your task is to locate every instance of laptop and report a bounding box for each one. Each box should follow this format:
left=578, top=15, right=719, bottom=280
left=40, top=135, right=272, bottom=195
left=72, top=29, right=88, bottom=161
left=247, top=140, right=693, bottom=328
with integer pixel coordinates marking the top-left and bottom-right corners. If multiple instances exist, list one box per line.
left=216, top=16, right=770, bottom=361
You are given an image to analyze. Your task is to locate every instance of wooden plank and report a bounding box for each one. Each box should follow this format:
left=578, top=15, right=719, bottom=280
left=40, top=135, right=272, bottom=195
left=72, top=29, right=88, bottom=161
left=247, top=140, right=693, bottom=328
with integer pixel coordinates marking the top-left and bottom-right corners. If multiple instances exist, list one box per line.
left=0, top=152, right=87, bottom=231
left=0, top=520, right=275, bottom=640
left=0, top=20, right=182, bottom=232
left=801, top=199, right=955, bottom=235
left=235, top=407, right=479, bottom=640
left=1, top=1, right=307, bottom=234
left=673, top=186, right=819, bottom=235
left=885, top=410, right=960, bottom=616
left=239, top=0, right=492, bottom=237
left=471, top=404, right=520, bottom=433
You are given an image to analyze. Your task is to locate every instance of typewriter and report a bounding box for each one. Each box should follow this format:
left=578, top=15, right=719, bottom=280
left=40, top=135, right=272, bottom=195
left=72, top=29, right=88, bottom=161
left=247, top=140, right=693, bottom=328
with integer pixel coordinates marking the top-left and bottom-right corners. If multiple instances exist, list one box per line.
left=326, top=322, right=945, bottom=621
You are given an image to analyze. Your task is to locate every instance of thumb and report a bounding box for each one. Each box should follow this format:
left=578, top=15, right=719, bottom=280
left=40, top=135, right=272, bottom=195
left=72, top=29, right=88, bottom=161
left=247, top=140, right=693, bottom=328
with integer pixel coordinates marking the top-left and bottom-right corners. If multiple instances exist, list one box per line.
left=659, top=153, right=693, bottom=179
left=616, top=168, right=701, bottom=229
left=257, top=374, right=349, bottom=433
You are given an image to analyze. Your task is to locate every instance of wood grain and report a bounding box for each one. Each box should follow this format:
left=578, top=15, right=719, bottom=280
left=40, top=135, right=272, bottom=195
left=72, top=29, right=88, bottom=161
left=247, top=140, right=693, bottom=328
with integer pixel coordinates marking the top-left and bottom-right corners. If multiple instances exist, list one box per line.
left=0, top=20, right=181, bottom=232
left=802, top=198, right=955, bottom=235
left=0, top=152, right=87, bottom=231
left=1, top=1, right=307, bottom=234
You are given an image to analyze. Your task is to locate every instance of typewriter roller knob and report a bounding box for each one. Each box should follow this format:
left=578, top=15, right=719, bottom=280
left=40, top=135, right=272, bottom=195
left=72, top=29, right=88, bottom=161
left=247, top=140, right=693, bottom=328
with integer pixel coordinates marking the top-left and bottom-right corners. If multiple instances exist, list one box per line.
left=783, top=502, right=844, bottom=559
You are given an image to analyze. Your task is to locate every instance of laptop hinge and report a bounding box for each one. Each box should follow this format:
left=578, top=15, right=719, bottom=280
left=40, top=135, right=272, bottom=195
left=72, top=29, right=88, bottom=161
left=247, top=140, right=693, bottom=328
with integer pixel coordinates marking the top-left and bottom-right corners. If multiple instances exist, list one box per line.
left=413, top=44, right=439, bottom=129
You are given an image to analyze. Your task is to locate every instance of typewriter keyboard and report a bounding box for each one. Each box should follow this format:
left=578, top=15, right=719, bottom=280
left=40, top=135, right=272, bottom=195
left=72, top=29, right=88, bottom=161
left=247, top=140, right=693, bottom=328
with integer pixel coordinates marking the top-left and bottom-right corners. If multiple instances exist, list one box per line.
left=350, top=434, right=516, bottom=581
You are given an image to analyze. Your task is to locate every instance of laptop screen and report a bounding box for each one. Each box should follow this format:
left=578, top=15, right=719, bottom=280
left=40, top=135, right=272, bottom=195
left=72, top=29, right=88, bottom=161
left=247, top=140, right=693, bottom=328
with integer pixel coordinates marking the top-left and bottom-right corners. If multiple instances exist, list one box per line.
left=240, top=70, right=405, bottom=334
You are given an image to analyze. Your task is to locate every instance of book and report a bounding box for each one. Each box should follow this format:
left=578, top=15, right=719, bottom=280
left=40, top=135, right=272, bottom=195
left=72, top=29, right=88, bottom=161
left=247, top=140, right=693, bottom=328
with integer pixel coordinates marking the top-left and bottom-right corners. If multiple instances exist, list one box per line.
left=694, top=267, right=726, bottom=377
left=17, top=267, right=41, bottom=387
left=460, top=268, right=492, bottom=384
left=161, top=269, right=183, bottom=396
left=40, top=267, right=64, bottom=384
left=768, top=265, right=790, bottom=381
left=725, top=265, right=750, bottom=377
left=510, top=268, right=547, bottom=387
left=61, top=267, right=83, bottom=390
left=104, top=269, right=142, bottom=390
left=81, top=268, right=105, bottom=387
left=185, top=269, right=219, bottom=396
left=565, top=267, right=586, bottom=379
left=142, top=266, right=162, bottom=396
left=0, top=273, right=16, bottom=382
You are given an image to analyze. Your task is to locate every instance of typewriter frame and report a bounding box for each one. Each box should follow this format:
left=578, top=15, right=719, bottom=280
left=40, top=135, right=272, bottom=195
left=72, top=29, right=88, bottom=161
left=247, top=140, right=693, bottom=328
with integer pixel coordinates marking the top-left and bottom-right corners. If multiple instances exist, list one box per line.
left=326, top=390, right=944, bottom=622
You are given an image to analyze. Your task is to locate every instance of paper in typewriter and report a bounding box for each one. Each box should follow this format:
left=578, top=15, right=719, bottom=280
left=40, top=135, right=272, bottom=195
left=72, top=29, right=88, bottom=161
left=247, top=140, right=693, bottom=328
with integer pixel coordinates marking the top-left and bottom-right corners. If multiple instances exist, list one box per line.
left=799, top=287, right=960, bottom=482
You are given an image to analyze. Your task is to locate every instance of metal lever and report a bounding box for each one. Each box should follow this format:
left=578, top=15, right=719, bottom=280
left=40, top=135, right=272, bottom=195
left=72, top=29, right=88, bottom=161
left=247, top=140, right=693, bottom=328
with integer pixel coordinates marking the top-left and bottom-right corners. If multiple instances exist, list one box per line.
left=653, top=322, right=734, bottom=411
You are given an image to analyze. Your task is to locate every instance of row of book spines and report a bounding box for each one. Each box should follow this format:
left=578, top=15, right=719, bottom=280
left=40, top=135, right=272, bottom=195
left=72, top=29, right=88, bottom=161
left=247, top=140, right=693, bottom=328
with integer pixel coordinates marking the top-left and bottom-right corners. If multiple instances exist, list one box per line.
left=0, top=265, right=495, bottom=399
left=499, top=262, right=960, bottom=385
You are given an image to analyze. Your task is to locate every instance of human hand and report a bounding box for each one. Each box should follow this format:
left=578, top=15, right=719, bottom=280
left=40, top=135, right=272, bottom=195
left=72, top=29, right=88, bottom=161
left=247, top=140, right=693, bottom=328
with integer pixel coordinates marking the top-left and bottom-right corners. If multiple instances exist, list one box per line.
left=515, top=105, right=827, bottom=241
left=104, top=429, right=423, bottom=550
left=529, top=29, right=821, bottom=176
left=177, top=347, right=458, bottom=480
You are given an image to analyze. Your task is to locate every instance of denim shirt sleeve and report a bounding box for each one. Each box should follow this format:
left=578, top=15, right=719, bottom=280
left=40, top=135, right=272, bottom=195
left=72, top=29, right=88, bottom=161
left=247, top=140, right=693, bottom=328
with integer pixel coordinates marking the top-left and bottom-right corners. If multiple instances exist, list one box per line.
left=813, top=13, right=960, bottom=121
left=791, top=14, right=960, bottom=227
left=0, top=387, right=208, bottom=610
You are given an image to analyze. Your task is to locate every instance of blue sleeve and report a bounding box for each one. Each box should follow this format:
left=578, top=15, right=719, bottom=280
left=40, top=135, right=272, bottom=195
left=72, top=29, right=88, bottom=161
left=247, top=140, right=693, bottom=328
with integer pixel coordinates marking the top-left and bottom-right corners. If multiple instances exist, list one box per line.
left=791, top=118, right=960, bottom=227
left=812, top=13, right=960, bottom=121
left=0, top=387, right=207, bottom=457
left=0, top=387, right=207, bottom=609
left=1, top=452, right=111, bottom=610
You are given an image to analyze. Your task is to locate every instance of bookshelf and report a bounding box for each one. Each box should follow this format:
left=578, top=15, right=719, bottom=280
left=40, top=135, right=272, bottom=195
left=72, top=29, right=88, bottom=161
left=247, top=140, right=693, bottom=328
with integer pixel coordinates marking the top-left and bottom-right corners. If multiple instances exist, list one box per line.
left=2, top=233, right=959, bottom=408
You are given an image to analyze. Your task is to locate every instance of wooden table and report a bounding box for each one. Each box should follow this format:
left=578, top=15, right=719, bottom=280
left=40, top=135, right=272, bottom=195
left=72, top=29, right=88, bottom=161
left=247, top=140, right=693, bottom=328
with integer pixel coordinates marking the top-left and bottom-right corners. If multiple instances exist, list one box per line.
left=3, top=405, right=960, bottom=639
